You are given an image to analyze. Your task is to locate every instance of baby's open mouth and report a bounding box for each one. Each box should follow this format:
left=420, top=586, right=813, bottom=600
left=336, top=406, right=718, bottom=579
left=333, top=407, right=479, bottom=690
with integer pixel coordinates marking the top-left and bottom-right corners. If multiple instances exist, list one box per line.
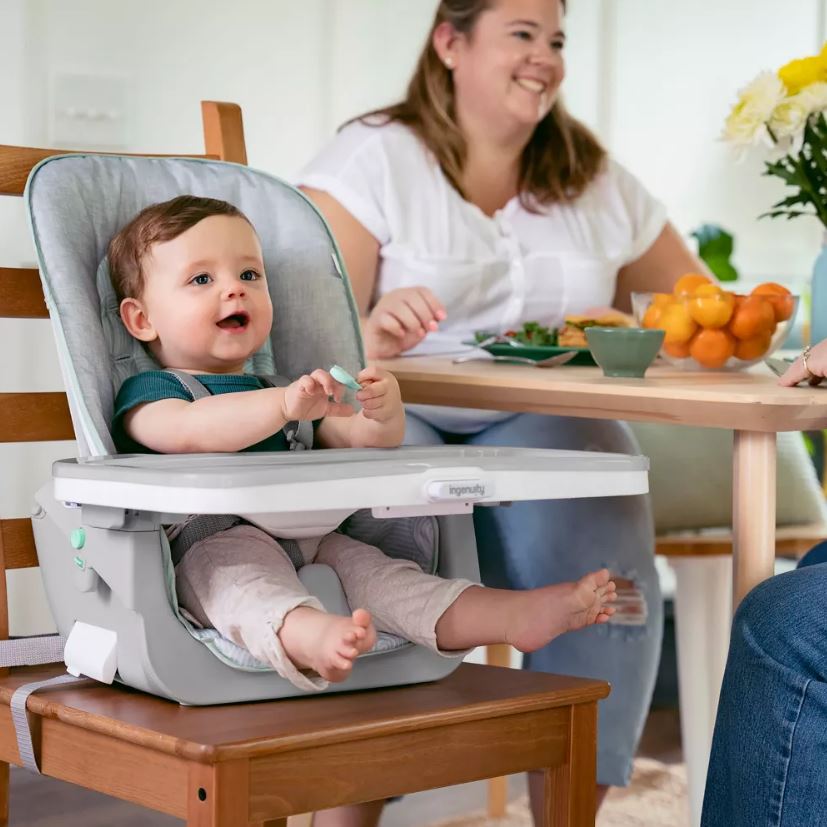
left=216, top=311, right=250, bottom=330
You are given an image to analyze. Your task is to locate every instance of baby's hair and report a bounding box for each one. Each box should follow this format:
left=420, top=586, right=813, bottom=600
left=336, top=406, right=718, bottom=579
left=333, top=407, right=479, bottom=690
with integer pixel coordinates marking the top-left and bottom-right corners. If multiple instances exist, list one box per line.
left=108, top=195, right=252, bottom=301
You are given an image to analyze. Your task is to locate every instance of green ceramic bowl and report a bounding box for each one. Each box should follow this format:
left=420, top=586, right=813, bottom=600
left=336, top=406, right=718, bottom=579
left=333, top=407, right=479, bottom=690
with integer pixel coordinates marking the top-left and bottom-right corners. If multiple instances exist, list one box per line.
left=585, top=326, right=664, bottom=378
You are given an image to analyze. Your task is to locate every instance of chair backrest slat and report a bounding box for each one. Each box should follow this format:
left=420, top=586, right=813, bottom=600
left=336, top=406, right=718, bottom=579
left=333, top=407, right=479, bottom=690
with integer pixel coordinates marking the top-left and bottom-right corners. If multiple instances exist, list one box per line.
left=0, top=520, right=39, bottom=570
left=0, top=144, right=221, bottom=197
left=0, top=267, right=48, bottom=318
left=0, top=393, right=74, bottom=442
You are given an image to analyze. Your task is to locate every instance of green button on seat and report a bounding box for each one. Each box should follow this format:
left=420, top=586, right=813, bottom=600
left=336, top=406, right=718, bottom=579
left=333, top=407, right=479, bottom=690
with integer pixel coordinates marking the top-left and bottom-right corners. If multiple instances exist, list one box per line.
left=70, top=528, right=86, bottom=550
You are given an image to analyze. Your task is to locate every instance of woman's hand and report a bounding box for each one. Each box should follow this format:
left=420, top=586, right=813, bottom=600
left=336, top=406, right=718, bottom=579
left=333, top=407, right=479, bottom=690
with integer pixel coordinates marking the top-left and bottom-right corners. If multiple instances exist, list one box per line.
left=363, top=287, right=447, bottom=358
left=779, top=342, right=827, bottom=387
left=282, top=370, right=355, bottom=421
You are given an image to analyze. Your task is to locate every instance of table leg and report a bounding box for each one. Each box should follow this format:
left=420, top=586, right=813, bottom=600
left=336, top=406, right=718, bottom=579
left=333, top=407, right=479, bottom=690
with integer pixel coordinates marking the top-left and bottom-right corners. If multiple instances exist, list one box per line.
left=670, top=556, right=732, bottom=827
left=732, top=430, right=777, bottom=607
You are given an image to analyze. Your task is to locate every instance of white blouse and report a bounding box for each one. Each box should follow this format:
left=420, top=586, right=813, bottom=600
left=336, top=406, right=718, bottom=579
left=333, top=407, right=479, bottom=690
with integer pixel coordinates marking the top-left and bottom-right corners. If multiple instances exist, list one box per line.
left=298, top=120, right=667, bottom=433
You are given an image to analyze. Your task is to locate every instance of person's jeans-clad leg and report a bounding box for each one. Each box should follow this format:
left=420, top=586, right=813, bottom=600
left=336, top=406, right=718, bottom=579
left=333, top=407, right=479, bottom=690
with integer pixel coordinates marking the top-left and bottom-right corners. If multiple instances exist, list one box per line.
left=702, top=563, right=827, bottom=827
left=405, top=411, right=663, bottom=787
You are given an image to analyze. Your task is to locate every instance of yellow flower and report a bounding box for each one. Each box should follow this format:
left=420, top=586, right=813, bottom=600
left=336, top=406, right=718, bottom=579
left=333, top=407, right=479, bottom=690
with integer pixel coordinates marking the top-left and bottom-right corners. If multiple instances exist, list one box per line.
left=779, top=42, right=827, bottom=94
left=723, top=71, right=786, bottom=146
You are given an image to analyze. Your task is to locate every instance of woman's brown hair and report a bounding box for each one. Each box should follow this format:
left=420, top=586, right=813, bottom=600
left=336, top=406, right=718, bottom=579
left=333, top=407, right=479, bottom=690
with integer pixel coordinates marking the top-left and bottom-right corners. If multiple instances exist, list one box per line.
left=351, top=0, right=606, bottom=211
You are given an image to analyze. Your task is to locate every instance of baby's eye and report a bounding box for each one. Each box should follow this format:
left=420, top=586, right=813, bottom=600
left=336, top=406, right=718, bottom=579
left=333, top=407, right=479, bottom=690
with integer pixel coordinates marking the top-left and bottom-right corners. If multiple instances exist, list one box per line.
left=191, top=273, right=211, bottom=285
left=240, top=269, right=260, bottom=281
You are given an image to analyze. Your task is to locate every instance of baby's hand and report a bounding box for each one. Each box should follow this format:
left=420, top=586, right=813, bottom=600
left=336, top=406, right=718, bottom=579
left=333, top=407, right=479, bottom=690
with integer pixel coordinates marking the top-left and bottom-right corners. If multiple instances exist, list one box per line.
left=282, top=370, right=355, bottom=421
left=355, top=365, right=403, bottom=422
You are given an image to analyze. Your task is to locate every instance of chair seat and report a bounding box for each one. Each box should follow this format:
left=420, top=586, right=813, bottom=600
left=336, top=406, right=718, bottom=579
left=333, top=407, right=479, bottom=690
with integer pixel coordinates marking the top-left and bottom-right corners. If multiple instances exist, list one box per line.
left=0, top=663, right=608, bottom=762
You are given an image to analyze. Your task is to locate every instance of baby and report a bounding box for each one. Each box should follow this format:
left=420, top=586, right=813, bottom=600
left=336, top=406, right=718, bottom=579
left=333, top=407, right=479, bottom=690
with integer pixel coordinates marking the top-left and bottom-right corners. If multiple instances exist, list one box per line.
left=109, top=194, right=616, bottom=690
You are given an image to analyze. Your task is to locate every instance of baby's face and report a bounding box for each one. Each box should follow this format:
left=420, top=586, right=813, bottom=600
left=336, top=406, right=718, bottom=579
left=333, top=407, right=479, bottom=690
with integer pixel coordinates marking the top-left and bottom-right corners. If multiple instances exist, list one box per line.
left=129, top=215, right=273, bottom=373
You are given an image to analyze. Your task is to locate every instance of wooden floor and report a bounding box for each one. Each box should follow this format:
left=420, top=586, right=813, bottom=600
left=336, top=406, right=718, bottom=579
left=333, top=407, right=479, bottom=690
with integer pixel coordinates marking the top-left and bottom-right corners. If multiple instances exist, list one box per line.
left=7, top=709, right=681, bottom=826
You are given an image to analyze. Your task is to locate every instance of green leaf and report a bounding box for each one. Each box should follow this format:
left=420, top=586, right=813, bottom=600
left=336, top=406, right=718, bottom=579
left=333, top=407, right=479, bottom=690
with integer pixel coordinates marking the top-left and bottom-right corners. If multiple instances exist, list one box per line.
left=704, top=255, right=739, bottom=282
left=690, top=224, right=739, bottom=282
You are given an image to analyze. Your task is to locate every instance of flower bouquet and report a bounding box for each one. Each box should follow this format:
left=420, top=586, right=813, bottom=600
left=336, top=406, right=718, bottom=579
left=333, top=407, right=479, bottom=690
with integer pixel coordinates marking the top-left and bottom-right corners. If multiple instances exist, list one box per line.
left=722, top=42, right=827, bottom=228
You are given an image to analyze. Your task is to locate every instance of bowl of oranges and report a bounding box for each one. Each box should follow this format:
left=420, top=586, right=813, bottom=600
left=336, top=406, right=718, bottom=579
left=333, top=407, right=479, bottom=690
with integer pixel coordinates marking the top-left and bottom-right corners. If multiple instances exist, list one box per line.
left=632, top=274, right=798, bottom=370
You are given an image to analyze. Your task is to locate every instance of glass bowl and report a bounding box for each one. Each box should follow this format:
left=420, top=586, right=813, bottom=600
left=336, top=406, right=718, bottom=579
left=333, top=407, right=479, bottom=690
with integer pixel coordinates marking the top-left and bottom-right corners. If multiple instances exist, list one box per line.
left=631, top=288, right=799, bottom=371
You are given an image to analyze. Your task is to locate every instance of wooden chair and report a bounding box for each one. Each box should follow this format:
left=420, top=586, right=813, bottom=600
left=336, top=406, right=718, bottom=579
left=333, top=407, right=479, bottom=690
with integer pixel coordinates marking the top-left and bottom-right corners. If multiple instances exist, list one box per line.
left=0, top=102, right=609, bottom=826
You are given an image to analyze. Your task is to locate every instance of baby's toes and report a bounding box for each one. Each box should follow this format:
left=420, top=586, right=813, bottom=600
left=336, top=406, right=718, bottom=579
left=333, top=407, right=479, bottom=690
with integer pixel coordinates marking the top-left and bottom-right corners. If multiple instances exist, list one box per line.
left=352, top=608, right=372, bottom=628
left=591, top=568, right=611, bottom=588
left=332, top=654, right=354, bottom=671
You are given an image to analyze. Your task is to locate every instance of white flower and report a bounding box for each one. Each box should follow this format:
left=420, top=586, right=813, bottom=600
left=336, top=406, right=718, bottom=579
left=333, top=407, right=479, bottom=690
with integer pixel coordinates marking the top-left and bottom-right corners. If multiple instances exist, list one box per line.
left=722, top=71, right=787, bottom=146
left=798, top=81, right=827, bottom=116
left=769, top=82, right=827, bottom=140
left=769, top=95, right=811, bottom=138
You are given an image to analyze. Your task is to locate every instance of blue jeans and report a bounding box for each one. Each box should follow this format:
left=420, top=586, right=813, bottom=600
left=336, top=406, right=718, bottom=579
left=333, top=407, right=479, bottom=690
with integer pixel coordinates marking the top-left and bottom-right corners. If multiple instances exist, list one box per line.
left=405, top=410, right=663, bottom=786
left=702, top=544, right=827, bottom=826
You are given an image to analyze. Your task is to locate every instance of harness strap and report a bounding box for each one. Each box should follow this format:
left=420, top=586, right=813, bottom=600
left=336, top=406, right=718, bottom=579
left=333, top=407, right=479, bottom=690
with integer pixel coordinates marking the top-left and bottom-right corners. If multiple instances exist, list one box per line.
left=11, top=672, right=89, bottom=773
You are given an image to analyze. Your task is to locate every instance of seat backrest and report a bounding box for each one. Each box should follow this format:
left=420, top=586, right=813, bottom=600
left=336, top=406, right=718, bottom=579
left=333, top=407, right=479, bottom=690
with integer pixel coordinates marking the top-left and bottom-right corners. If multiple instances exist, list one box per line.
left=0, top=101, right=248, bottom=667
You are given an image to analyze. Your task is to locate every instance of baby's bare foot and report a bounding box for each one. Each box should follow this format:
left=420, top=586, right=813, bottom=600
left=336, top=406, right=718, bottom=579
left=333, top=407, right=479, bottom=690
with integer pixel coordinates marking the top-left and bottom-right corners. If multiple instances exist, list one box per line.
left=279, top=607, right=377, bottom=682
left=505, top=569, right=617, bottom=653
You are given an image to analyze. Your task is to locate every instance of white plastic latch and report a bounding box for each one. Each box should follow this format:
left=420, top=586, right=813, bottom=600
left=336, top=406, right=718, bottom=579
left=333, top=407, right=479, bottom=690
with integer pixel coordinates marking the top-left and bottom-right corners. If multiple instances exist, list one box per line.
left=425, top=479, right=494, bottom=502
left=63, top=621, right=117, bottom=683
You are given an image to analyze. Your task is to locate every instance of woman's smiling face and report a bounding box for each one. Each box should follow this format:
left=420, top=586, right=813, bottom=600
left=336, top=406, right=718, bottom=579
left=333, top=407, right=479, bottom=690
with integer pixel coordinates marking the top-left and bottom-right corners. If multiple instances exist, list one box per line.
left=442, top=0, right=566, bottom=135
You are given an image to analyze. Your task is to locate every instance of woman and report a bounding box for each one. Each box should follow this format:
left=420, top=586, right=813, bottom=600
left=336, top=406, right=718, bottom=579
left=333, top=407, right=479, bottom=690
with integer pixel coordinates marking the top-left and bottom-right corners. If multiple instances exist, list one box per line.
left=299, top=1, right=708, bottom=823
left=701, top=347, right=827, bottom=827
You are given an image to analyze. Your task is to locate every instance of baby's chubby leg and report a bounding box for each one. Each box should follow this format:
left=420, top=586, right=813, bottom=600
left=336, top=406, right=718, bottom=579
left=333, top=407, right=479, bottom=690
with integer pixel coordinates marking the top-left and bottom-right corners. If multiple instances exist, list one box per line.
left=175, top=524, right=373, bottom=689
left=434, top=569, right=617, bottom=653
left=313, top=533, right=615, bottom=654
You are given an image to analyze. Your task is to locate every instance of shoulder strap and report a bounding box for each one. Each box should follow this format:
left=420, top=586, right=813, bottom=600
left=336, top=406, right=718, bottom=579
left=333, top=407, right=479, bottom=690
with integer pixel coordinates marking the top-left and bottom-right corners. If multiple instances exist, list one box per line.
left=161, top=369, right=211, bottom=400
left=258, top=375, right=314, bottom=451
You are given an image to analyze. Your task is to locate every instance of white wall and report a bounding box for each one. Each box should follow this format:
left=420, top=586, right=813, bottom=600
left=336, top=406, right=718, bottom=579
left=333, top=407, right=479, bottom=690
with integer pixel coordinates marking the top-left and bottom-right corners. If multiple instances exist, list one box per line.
left=608, top=0, right=826, bottom=286
left=1, top=0, right=826, bottom=633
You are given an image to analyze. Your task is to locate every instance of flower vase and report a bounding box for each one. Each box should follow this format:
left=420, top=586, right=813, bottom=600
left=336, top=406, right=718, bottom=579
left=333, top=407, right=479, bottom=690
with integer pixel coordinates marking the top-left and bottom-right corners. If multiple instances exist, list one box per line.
left=811, top=233, right=827, bottom=346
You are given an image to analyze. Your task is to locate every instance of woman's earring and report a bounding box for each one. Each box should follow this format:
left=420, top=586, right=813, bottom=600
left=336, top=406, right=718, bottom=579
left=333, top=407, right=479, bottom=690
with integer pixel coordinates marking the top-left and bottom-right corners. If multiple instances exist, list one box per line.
left=444, top=57, right=454, bottom=69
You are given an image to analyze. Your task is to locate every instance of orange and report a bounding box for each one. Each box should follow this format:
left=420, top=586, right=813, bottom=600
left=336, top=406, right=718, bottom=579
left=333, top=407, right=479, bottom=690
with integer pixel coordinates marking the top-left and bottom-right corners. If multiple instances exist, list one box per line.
left=659, top=302, right=698, bottom=344
left=673, top=273, right=714, bottom=296
left=751, top=282, right=794, bottom=322
left=734, top=331, right=772, bottom=361
left=664, top=339, right=692, bottom=358
left=651, top=293, right=676, bottom=308
left=728, top=295, right=776, bottom=339
left=690, top=328, right=736, bottom=368
left=642, top=304, right=662, bottom=329
left=687, top=284, right=735, bottom=328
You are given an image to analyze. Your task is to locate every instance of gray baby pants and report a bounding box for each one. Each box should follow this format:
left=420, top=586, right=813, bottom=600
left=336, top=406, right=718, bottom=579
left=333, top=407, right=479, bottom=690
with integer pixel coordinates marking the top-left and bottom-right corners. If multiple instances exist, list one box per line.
left=175, top=524, right=474, bottom=690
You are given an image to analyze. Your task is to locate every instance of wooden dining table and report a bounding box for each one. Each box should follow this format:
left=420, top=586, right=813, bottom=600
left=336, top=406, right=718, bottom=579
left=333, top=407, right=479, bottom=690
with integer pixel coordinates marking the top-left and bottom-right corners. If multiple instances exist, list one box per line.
left=379, top=356, right=827, bottom=605
left=378, top=354, right=827, bottom=826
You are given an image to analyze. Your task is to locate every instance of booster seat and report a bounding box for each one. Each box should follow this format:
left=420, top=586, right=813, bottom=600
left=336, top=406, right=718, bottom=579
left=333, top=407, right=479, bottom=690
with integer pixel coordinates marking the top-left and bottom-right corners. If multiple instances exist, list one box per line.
left=24, top=154, right=649, bottom=705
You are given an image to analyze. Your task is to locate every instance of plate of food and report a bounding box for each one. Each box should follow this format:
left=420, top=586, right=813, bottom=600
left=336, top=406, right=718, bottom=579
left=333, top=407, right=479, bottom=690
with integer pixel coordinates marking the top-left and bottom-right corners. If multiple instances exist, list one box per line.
left=468, top=316, right=633, bottom=366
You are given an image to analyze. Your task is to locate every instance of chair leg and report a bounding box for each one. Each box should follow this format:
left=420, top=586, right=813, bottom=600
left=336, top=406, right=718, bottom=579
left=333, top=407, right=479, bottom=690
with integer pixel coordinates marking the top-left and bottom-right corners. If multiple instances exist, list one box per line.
left=485, top=643, right=513, bottom=817
left=670, top=556, right=732, bottom=827
left=543, top=703, right=598, bottom=827
left=188, top=760, right=252, bottom=827
left=0, top=761, right=8, bottom=827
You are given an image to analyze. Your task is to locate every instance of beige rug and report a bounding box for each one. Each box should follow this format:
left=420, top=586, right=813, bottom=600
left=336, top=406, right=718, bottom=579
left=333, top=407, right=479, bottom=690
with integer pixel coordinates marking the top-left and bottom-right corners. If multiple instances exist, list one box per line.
left=426, top=758, right=688, bottom=827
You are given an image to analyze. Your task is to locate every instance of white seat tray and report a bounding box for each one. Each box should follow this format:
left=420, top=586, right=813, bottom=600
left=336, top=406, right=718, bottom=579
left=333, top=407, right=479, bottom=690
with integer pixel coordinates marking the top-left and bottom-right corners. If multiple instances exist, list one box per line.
left=53, top=445, right=648, bottom=518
